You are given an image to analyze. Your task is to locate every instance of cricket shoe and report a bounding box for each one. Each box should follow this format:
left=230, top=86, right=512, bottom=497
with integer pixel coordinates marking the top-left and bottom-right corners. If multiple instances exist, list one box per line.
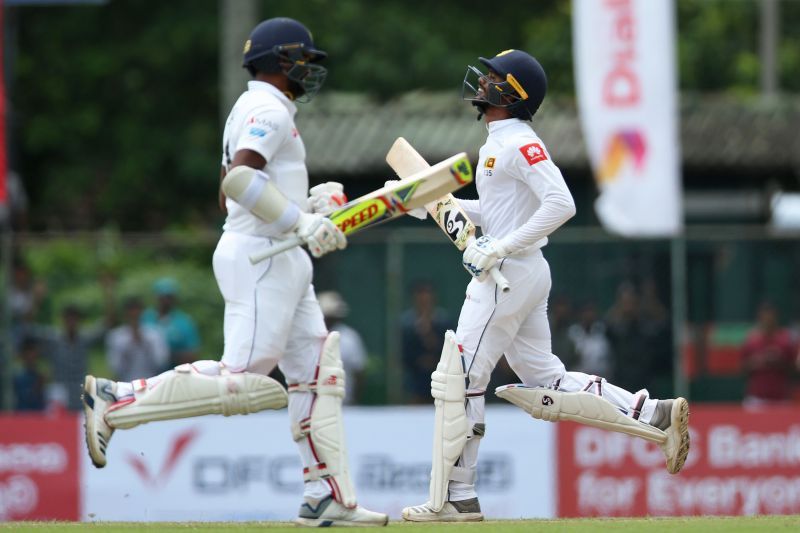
left=82, top=375, right=119, bottom=468
left=651, top=397, right=690, bottom=474
left=295, top=495, right=389, bottom=527
left=402, top=498, right=484, bottom=522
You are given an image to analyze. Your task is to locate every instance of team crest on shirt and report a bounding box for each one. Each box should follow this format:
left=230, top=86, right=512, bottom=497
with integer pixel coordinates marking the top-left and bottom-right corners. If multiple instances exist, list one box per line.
left=519, top=143, right=548, bottom=166
left=483, top=157, right=497, bottom=176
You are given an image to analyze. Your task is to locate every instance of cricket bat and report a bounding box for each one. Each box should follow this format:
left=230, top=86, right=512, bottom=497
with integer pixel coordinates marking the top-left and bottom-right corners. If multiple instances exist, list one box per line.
left=386, top=137, right=510, bottom=293
left=249, top=151, right=474, bottom=264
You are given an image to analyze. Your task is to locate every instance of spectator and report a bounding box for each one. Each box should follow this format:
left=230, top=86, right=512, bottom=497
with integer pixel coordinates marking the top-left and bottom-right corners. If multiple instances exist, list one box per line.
left=605, top=281, right=651, bottom=392
left=13, top=337, right=46, bottom=411
left=24, top=275, right=116, bottom=411
left=30, top=303, right=111, bottom=411
left=5, top=170, right=30, bottom=231
left=741, top=302, right=796, bottom=405
left=549, top=293, right=577, bottom=369
left=568, top=301, right=613, bottom=378
left=141, top=277, right=201, bottom=368
left=400, top=281, right=455, bottom=404
left=317, top=291, right=367, bottom=405
left=106, top=296, right=169, bottom=382
left=639, top=278, right=672, bottom=381
left=8, top=255, right=47, bottom=350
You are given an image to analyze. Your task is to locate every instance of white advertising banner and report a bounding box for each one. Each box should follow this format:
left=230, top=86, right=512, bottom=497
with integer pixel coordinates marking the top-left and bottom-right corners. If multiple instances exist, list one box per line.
left=81, top=406, right=555, bottom=521
left=573, top=0, right=682, bottom=236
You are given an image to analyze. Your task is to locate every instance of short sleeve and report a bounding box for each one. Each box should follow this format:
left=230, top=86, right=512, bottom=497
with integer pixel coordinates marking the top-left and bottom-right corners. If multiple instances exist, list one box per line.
left=234, top=107, right=291, bottom=163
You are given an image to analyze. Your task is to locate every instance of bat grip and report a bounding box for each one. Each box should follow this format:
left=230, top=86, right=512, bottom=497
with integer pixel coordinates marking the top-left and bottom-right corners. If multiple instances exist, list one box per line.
left=249, top=236, right=303, bottom=264
left=490, top=266, right=511, bottom=293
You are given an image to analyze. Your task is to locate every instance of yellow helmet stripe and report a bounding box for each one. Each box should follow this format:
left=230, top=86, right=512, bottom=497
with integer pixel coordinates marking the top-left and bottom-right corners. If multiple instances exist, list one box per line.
left=506, top=73, right=528, bottom=100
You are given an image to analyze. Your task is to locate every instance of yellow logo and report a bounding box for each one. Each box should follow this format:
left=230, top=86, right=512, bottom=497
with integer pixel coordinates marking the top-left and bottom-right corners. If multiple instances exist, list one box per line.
left=332, top=199, right=387, bottom=235
left=243, top=39, right=251, bottom=53
left=485, top=157, right=496, bottom=169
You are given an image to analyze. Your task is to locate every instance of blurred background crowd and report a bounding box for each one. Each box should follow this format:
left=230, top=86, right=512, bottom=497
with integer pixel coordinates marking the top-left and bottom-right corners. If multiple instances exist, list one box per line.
left=6, top=253, right=800, bottom=411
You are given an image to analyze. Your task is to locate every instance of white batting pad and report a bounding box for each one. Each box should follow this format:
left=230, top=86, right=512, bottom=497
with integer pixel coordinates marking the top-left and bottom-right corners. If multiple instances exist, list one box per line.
left=496, top=384, right=667, bottom=444
left=429, top=330, right=469, bottom=512
left=105, top=366, right=288, bottom=430
left=307, top=332, right=358, bottom=508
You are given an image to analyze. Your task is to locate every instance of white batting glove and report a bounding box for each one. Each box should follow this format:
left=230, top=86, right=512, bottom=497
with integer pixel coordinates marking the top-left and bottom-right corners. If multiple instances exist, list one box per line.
left=308, top=182, right=347, bottom=215
left=294, top=212, right=347, bottom=258
left=462, top=235, right=508, bottom=281
left=384, top=180, right=428, bottom=220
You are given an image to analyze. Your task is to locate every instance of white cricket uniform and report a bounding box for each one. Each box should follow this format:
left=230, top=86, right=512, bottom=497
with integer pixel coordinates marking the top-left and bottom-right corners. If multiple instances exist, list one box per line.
left=449, top=118, right=659, bottom=502
left=214, top=80, right=330, bottom=499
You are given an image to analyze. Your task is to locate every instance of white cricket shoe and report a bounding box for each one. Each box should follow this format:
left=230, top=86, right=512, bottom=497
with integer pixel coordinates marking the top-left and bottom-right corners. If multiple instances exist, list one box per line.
left=295, top=495, right=388, bottom=527
left=402, top=498, right=484, bottom=522
left=82, top=375, right=118, bottom=468
left=653, top=397, right=690, bottom=474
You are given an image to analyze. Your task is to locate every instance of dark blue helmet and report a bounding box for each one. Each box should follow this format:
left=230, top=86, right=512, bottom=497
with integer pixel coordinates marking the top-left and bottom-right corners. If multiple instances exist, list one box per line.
left=242, top=17, right=327, bottom=102
left=462, top=49, right=547, bottom=121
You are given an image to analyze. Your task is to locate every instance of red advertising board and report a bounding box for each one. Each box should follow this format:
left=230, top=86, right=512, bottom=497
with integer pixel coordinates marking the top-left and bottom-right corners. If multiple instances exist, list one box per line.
left=0, top=415, right=80, bottom=520
left=557, top=404, right=800, bottom=516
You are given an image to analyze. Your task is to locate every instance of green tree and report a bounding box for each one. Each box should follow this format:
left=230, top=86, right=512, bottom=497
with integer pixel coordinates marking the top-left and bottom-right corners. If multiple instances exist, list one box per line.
left=10, top=0, right=800, bottom=231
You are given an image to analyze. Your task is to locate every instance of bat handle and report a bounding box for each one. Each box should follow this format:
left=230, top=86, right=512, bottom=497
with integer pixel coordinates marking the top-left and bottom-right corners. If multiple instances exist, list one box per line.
left=249, top=236, right=303, bottom=264
left=490, top=266, right=511, bottom=293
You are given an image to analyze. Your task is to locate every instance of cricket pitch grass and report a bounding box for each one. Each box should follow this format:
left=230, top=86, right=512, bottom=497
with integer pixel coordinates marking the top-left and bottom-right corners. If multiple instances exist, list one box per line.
left=1, top=516, right=799, bottom=532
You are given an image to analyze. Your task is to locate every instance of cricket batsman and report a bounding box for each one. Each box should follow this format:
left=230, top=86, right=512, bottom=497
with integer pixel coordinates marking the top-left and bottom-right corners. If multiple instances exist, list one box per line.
left=82, top=17, right=387, bottom=527
left=402, top=49, right=690, bottom=522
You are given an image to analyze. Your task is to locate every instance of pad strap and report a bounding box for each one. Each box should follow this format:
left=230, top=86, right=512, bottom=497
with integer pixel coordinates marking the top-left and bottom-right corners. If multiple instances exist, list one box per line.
left=449, top=466, right=476, bottom=484
left=287, top=382, right=316, bottom=393
left=581, top=375, right=604, bottom=397
left=291, top=416, right=312, bottom=442
left=303, top=462, right=330, bottom=482
left=629, top=389, right=649, bottom=421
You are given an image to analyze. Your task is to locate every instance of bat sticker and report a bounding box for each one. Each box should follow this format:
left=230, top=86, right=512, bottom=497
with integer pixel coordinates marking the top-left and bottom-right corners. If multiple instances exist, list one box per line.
left=444, top=209, right=467, bottom=241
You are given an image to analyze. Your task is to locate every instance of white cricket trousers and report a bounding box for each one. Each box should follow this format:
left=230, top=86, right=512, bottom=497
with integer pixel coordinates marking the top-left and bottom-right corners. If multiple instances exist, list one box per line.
left=448, top=249, right=658, bottom=502
left=138, top=231, right=331, bottom=500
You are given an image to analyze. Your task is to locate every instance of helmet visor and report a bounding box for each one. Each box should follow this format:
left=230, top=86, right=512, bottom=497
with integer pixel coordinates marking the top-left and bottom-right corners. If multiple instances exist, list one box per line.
left=278, top=44, right=328, bottom=102
left=462, top=65, right=488, bottom=105
left=462, top=65, right=521, bottom=106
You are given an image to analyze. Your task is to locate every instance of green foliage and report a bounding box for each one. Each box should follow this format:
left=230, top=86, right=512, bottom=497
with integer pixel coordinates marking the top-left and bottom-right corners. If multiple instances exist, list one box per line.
left=267, top=0, right=573, bottom=96
left=22, top=233, right=224, bottom=359
left=677, top=0, right=759, bottom=92
left=10, top=0, right=800, bottom=231
left=13, top=0, right=221, bottom=231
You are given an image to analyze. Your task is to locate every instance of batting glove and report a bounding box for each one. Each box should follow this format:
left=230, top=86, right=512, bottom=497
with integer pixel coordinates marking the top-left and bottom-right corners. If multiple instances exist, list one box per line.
left=462, top=235, right=508, bottom=281
left=294, top=212, right=347, bottom=258
left=308, top=182, right=347, bottom=215
left=384, top=180, right=428, bottom=220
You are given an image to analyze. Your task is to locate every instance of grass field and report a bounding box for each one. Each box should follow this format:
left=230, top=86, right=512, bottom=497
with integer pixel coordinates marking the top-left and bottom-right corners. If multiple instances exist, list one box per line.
left=2, top=517, right=800, bottom=532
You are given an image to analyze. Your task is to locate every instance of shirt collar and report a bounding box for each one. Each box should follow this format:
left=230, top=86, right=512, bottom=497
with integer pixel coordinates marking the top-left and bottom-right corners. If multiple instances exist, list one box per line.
left=247, top=80, right=298, bottom=117
left=486, top=117, right=525, bottom=134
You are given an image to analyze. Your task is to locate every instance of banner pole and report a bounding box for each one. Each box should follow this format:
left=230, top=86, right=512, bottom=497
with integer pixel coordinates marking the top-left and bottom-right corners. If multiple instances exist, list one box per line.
left=671, top=236, right=688, bottom=400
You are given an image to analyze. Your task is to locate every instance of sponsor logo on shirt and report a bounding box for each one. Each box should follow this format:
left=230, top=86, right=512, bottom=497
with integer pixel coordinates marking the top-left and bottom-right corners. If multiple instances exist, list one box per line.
left=247, top=116, right=277, bottom=128
left=246, top=117, right=279, bottom=138
left=519, top=143, right=548, bottom=166
left=485, top=157, right=496, bottom=169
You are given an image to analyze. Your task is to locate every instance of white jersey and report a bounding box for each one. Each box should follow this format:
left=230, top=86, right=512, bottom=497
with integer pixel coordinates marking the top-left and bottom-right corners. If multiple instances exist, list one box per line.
left=467, top=118, right=574, bottom=253
left=221, top=81, right=309, bottom=237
